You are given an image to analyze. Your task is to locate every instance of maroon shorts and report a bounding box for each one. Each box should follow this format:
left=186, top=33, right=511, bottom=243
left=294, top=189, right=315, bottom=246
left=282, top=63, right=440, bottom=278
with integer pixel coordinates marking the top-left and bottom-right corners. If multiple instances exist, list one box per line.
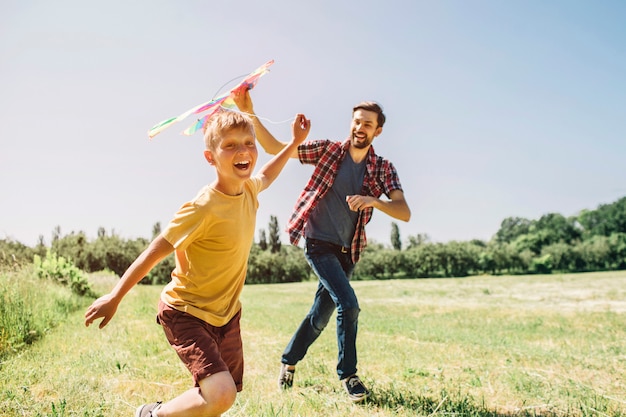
left=157, top=301, right=244, bottom=391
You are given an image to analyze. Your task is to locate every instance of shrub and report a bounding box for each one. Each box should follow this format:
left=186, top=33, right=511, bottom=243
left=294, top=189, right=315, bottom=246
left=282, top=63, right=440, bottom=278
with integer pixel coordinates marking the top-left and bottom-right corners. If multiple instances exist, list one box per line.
left=0, top=238, right=38, bottom=268
left=246, top=245, right=310, bottom=284
left=145, top=253, right=175, bottom=285
left=34, top=251, right=96, bottom=297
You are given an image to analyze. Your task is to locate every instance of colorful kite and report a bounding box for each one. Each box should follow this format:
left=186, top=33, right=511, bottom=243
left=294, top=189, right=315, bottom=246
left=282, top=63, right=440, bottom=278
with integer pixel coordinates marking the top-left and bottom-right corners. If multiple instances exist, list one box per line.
left=148, top=60, right=274, bottom=138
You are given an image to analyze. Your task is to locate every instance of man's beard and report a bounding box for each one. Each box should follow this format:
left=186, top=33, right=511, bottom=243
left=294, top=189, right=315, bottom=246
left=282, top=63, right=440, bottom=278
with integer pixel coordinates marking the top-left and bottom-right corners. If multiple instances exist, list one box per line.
left=351, top=133, right=372, bottom=149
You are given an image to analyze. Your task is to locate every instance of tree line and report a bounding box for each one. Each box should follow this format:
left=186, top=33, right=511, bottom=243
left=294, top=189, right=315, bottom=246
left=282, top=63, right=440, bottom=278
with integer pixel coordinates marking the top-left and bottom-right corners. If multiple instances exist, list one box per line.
left=356, top=196, right=626, bottom=279
left=1, top=197, right=625, bottom=283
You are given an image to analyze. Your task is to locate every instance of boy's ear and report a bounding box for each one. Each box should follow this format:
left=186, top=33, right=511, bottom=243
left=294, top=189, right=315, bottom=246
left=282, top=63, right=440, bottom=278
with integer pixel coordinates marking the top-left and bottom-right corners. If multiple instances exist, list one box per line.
left=374, top=126, right=383, bottom=137
left=204, top=150, right=214, bottom=165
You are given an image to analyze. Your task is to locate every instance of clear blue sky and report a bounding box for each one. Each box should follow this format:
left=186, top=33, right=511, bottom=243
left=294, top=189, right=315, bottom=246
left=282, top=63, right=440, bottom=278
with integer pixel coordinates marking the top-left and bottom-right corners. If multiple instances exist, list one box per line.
left=1, top=0, right=625, bottom=248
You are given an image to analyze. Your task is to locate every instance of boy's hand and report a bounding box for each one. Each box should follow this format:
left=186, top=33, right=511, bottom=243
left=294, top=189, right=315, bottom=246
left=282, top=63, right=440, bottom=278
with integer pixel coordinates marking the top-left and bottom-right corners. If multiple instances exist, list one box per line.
left=232, top=86, right=254, bottom=114
left=291, top=114, right=311, bottom=145
left=84, top=294, right=119, bottom=329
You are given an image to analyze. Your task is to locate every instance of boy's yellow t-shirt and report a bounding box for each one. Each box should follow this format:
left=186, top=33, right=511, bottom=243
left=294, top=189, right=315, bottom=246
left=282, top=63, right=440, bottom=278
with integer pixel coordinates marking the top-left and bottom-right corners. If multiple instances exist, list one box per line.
left=160, top=177, right=262, bottom=327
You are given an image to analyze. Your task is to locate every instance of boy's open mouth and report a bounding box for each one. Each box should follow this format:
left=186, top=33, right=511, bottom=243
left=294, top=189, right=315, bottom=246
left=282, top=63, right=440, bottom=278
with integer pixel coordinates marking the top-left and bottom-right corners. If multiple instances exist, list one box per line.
left=235, top=161, right=251, bottom=170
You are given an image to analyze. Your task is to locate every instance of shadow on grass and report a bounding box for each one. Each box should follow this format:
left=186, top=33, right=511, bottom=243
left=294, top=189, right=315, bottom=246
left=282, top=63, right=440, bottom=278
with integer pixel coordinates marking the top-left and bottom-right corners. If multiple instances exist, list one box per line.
left=366, top=386, right=569, bottom=417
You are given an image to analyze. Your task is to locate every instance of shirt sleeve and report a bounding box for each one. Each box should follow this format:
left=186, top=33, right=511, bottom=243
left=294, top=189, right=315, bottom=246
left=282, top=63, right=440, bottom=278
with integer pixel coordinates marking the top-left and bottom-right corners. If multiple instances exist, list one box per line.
left=248, top=176, right=263, bottom=199
left=162, top=202, right=206, bottom=251
left=297, top=140, right=330, bottom=165
left=382, top=161, right=403, bottom=196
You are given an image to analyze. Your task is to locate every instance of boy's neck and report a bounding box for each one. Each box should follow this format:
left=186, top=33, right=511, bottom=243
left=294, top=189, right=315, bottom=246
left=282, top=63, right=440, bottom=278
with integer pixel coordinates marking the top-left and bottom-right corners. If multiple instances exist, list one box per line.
left=210, top=180, right=245, bottom=196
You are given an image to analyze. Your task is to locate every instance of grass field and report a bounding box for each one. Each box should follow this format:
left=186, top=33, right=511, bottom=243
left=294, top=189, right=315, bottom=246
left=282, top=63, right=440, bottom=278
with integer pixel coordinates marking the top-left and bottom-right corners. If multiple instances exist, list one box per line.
left=1, top=270, right=625, bottom=416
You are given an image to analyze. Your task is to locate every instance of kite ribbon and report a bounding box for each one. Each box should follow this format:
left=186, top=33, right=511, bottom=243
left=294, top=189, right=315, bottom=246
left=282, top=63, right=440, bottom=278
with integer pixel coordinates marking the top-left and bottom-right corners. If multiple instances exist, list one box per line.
left=148, top=60, right=274, bottom=138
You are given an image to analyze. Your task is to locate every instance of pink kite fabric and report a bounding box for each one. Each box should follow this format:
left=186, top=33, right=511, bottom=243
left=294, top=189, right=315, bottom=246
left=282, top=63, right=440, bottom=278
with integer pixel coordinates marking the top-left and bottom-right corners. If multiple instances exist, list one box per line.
left=148, top=60, right=274, bottom=138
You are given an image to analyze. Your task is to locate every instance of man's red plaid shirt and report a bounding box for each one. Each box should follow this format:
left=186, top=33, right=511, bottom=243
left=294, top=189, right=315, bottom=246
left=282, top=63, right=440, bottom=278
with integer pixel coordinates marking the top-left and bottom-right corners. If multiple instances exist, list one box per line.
left=286, top=139, right=404, bottom=263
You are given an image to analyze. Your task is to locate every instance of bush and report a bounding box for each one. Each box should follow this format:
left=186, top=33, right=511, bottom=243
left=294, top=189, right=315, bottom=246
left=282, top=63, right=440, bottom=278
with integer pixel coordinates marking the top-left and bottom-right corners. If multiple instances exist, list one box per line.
left=145, top=253, right=175, bottom=285
left=34, top=251, right=96, bottom=297
left=0, top=238, right=39, bottom=268
left=354, top=246, right=404, bottom=280
left=246, top=245, right=310, bottom=284
left=530, top=254, right=553, bottom=274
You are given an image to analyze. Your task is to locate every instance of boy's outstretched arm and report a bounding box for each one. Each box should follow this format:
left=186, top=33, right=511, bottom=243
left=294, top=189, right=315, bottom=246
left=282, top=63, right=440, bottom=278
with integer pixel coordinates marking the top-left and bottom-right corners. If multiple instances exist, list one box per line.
left=84, top=235, right=174, bottom=329
left=232, top=88, right=298, bottom=158
left=258, top=113, right=310, bottom=191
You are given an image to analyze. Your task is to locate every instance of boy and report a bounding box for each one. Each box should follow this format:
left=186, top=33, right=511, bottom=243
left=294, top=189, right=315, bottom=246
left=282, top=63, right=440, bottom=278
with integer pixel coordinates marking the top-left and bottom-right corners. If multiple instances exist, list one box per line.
left=84, top=106, right=310, bottom=417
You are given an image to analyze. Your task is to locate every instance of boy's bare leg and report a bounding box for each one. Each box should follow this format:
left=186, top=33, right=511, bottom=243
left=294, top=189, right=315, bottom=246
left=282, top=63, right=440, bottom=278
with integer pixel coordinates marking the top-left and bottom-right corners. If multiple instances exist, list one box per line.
left=155, top=371, right=237, bottom=417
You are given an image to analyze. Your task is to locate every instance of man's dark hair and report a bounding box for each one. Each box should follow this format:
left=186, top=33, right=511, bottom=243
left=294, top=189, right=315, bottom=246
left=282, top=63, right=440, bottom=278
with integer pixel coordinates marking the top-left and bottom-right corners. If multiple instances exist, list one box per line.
left=353, top=101, right=386, bottom=128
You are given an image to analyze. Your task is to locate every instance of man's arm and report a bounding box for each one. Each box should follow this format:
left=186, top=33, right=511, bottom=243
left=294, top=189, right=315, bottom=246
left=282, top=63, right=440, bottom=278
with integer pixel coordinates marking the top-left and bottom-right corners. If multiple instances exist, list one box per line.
left=346, top=189, right=411, bottom=222
left=233, top=88, right=299, bottom=158
left=258, top=114, right=310, bottom=191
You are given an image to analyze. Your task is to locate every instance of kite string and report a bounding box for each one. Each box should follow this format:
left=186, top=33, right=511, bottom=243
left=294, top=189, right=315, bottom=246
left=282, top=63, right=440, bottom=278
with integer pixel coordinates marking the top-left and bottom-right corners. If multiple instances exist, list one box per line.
left=210, top=73, right=249, bottom=99
left=208, top=72, right=296, bottom=126
left=231, top=107, right=295, bottom=125
left=257, top=115, right=297, bottom=125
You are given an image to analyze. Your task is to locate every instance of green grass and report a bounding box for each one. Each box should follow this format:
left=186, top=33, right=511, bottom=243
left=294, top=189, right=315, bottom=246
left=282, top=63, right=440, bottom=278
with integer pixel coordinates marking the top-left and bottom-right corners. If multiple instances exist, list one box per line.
left=1, top=271, right=625, bottom=416
left=0, top=266, right=88, bottom=360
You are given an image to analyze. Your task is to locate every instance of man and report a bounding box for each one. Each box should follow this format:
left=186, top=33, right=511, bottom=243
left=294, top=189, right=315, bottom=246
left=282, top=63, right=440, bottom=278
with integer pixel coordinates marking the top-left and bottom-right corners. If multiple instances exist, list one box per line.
left=234, top=91, right=411, bottom=402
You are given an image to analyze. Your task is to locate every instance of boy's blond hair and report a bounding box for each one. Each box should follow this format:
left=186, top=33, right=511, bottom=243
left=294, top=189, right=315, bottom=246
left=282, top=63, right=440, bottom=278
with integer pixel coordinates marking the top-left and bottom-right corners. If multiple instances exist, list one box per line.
left=203, top=110, right=255, bottom=150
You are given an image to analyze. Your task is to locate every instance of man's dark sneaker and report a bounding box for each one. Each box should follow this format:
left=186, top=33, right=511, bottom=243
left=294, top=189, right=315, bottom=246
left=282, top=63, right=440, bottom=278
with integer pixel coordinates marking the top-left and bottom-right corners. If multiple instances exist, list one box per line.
left=342, top=375, right=371, bottom=402
left=135, top=402, right=162, bottom=417
left=278, top=364, right=295, bottom=390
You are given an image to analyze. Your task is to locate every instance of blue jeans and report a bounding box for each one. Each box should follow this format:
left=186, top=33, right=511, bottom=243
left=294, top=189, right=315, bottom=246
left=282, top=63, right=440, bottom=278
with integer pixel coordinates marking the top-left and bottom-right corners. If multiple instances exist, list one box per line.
left=281, top=238, right=359, bottom=380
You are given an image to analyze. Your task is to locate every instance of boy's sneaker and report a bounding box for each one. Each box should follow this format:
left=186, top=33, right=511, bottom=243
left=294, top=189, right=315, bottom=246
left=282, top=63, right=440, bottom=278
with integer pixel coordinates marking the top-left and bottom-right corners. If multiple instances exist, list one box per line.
left=278, top=364, right=295, bottom=390
left=342, top=375, right=370, bottom=402
left=135, top=402, right=162, bottom=417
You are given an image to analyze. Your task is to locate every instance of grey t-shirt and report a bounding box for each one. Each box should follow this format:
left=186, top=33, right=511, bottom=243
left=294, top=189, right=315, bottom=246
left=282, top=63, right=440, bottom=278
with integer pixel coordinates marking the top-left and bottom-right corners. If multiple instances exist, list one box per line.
left=305, top=155, right=366, bottom=247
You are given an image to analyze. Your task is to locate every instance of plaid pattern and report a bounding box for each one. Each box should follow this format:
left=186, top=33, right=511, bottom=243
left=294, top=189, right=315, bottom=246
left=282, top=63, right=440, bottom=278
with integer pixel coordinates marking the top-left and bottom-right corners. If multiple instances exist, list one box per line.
left=286, top=139, right=403, bottom=263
